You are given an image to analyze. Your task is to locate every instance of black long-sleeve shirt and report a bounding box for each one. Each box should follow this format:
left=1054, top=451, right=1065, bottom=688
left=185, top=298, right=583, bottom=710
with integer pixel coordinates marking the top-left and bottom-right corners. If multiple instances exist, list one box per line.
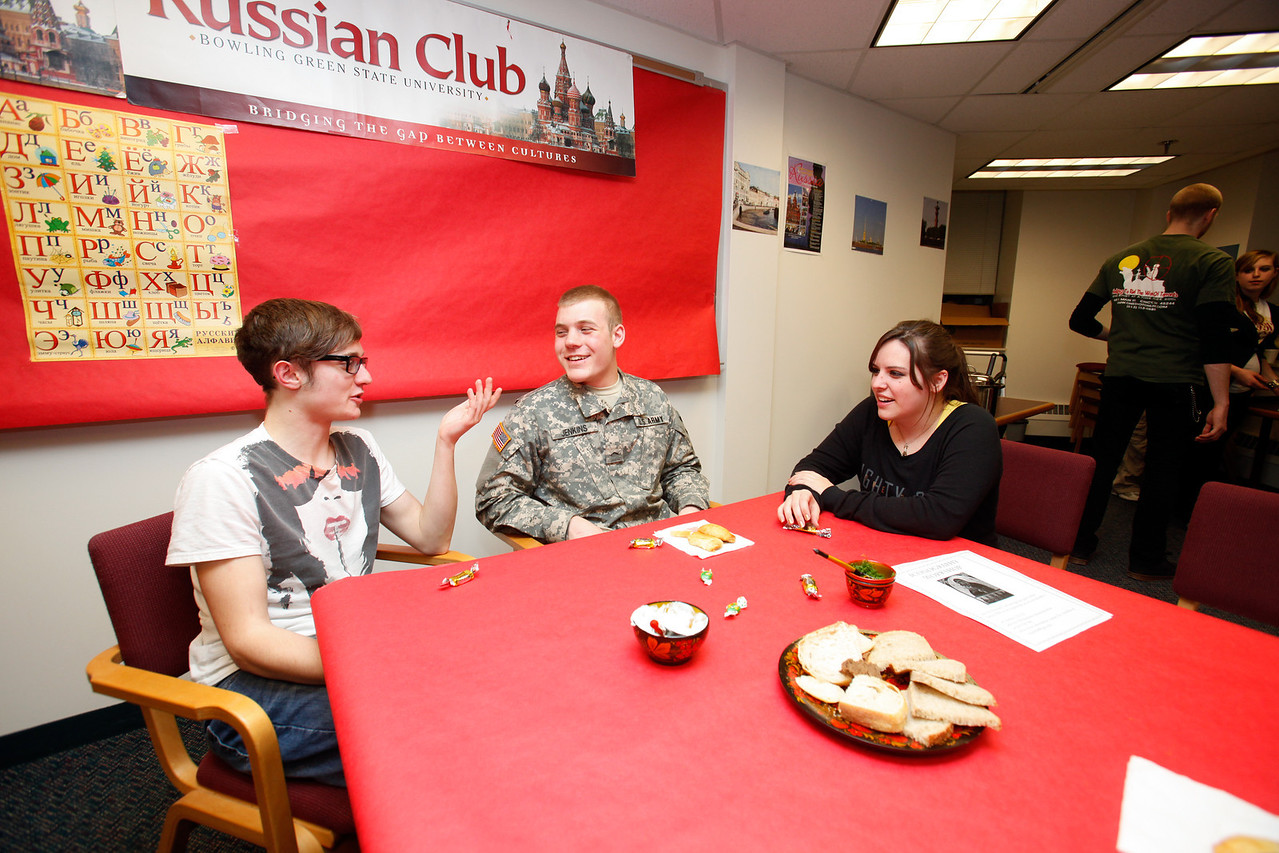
left=786, top=397, right=1002, bottom=545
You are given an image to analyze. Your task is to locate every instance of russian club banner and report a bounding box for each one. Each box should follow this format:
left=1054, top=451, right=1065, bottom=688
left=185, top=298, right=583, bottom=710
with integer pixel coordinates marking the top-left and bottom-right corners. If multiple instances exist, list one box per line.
left=117, top=0, right=637, bottom=176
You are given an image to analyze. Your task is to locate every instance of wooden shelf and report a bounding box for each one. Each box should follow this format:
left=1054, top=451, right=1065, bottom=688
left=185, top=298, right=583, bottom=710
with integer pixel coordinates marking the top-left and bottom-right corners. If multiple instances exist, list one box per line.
left=940, top=304, right=1008, bottom=347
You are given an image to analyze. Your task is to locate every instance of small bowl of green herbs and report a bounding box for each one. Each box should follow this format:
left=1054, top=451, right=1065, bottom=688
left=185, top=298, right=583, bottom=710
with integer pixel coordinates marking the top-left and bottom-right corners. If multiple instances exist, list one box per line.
left=844, top=558, right=896, bottom=607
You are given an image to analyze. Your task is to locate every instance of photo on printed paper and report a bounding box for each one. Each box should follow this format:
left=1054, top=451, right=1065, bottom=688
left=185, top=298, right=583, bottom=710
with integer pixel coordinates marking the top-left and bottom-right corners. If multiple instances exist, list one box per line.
left=784, top=156, right=825, bottom=253
left=851, top=195, right=887, bottom=255
left=731, top=161, right=780, bottom=235
left=920, top=196, right=948, bottom=250
left=0, top=1, right=123, bottom=97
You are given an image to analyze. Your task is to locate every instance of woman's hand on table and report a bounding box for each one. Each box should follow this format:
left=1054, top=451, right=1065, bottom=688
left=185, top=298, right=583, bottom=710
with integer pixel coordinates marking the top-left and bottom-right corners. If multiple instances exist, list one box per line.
left=778, top=470, right=833, bottom=527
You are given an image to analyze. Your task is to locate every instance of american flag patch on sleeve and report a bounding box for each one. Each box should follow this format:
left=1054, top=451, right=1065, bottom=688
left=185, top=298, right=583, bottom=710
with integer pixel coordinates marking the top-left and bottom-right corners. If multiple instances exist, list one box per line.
left=492, top=421, right=511, bottom=452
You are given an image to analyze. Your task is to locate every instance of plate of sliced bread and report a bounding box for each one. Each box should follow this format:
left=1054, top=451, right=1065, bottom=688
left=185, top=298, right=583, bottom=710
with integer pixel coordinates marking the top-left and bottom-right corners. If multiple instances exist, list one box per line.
left=778, top=622, right=1001, bottom=754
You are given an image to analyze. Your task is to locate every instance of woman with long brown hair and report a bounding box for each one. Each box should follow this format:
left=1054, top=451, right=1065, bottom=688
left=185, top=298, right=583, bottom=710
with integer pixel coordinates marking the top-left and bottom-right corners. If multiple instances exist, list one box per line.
left=777, top=319, right=1001, bottom=544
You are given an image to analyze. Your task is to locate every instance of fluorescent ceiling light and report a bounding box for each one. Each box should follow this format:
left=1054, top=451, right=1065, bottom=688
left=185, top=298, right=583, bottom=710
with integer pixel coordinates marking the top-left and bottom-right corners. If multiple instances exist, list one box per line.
left=874, top=0, right=1056, bottom=47
left=1111, top=31, right=1279, bottom=90
left=968, top=155, right=1174, bottom=179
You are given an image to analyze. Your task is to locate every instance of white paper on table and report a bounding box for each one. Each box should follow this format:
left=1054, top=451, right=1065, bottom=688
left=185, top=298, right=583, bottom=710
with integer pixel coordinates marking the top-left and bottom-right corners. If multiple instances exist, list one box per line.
left=1117, top=756, right=1279, bottom=853
left=653, top=519, right=754, bottom=559
left=891, top=550, right=1110, bottom=652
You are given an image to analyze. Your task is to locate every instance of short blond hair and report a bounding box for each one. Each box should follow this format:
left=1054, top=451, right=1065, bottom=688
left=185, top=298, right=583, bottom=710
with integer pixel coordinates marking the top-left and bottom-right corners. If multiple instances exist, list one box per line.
left=558, top=285, right=622, bottom=329
left=1168, top=183, right=1223, bottom=221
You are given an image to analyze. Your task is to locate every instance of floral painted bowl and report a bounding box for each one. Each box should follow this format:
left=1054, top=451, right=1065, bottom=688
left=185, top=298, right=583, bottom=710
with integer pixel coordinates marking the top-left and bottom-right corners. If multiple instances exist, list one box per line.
left=630, top=601, right=709, bottom=665
left=844, top=560, right=896, bottom=608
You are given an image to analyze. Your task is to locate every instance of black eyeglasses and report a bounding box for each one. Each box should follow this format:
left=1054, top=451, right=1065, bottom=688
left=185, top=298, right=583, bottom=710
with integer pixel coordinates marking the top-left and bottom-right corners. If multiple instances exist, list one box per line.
left=314, top=354, right=369, bottom=375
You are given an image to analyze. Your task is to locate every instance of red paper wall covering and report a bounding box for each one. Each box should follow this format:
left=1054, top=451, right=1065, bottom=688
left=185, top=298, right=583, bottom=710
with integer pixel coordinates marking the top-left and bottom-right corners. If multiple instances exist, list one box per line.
left=0, top=69, right=724, bottom=429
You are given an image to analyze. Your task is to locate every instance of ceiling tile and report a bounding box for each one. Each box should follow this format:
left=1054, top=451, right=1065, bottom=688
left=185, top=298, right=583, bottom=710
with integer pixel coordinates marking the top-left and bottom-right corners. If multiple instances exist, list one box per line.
left=875, top=95, right=966, bottom=124
left=775, top=49, right=864, bottom=90
left=1024, top=0, right=1147, bottom=41
left=937, top=92, right=1090, bottom=132
left=722, top=0, right=889, bottom=52
left=587, top=0, right=722, bottom=42
left=970, top=39, right=1078, bottom=94
left=1200, top=0, right=1279, bottom=32
left=849, top=42, right=1018, bottom=99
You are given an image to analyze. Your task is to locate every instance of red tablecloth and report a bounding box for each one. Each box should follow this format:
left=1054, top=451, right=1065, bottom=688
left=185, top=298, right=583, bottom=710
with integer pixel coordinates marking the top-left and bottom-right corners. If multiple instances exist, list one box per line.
left=314, top=494, right=1279, bottom=852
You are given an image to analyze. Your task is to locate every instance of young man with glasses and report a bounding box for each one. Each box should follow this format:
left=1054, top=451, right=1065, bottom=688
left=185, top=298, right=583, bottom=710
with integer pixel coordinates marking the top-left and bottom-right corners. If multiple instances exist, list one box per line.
left=166, top=298, right=499, bottom=785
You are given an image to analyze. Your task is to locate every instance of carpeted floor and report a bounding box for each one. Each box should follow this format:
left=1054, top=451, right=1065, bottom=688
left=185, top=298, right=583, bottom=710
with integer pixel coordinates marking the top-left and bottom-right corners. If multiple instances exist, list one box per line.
left=0, top=718, right=260, bottom=852
left=2, top=497, right=1272, bottom=851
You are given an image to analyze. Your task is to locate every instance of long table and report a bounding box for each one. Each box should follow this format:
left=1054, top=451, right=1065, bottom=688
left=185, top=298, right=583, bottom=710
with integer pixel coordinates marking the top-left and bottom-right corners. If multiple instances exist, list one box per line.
left=314, top=494, right=1279, bottom=852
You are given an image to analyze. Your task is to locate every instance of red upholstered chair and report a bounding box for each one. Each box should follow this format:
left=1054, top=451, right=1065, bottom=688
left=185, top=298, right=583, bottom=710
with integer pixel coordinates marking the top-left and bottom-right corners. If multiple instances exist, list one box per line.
left=85, top=512, right=472, bottom=852
left=995, top=439, right=1096, bottom=569
left=1174, top=482, right=1279, bottom=628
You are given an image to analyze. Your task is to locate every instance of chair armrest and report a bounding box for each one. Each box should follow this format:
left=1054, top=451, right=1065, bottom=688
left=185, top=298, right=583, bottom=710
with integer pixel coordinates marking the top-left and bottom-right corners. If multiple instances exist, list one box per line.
left=86, top=645, right=300, bottom=851
left=494, top=531, right=544, bottom=550
left=375, top=543, right=475, bottom=565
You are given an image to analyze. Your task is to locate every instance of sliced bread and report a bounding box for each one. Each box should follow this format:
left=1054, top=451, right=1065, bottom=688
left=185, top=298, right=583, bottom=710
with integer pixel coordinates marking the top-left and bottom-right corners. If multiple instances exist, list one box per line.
left=838, top=675, right=907, bottom=733
left=867, top=630, right=936, bottom=668
left=797, top=622, right=875, bottom=686
left=907, top=681, right=1002, bottom=730
left=902, top=715, right=953, bottom=747
left=794, top=674, right=845, bottom=704
left=892, top=657, right=967, bottom=682
left=909, top=671, right=997, bottom=707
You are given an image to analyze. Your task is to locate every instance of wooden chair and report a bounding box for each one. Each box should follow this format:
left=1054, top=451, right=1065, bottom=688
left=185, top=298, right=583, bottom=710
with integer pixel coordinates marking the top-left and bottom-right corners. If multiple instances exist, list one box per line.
left=995, top=439, right=1095, bottom=568
left=492, top=502, right=723, bottom=550
left=85, top=512, right=472, bottom=853
left=1174, top=481, right=1279, bottom=628
left=1068, top=362, right=1105, bottom=452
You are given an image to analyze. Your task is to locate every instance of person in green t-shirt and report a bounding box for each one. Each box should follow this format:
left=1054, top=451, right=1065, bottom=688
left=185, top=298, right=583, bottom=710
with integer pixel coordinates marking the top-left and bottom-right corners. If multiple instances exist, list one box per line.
left=1068, top=183, right=1236, bottom=580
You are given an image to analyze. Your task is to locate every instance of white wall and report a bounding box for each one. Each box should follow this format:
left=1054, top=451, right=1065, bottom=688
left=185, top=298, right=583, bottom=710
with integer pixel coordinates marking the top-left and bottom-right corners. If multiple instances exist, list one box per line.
left=0, top=1, right=958, bottom=737
left=767, top=76, right=955, bottom=486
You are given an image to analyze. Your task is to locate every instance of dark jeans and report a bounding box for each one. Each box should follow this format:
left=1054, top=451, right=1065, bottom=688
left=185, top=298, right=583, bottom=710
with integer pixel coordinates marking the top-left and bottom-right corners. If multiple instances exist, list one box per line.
left=1076, top=376, right=1204, bottom=569
left=207, top=669, right=345, bottom=787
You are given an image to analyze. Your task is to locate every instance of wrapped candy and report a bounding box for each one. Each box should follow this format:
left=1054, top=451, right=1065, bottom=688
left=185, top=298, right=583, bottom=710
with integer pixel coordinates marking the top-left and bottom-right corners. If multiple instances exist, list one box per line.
left=800, top=573, right=822, bottom=599
left=782, top=523, right=832, bottom=538
left=439, top=563, right=479, bottom=588
left=699, top=566, right=713, bottom=586
left=724, top=595, right=748, bottom=617
left=629, top=537, right=664, bottom=549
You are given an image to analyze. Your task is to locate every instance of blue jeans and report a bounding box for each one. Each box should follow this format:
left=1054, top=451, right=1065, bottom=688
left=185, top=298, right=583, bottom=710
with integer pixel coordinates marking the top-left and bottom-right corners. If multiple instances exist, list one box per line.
left=207, top=670, right=346, bottom=787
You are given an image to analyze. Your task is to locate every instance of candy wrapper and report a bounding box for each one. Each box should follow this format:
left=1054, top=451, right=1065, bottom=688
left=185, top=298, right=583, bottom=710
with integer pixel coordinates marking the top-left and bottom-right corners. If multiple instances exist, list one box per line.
left=628, top=537, right=664, bottom=549
left=783, top=523, right=832, bottom=538
left=699, top=566, right=713, bottom=586
left=800, top=573, right=822, bottom=599
left=724, top=595, right=748, bottom=617
left=440, top=563, right=479, bottom=588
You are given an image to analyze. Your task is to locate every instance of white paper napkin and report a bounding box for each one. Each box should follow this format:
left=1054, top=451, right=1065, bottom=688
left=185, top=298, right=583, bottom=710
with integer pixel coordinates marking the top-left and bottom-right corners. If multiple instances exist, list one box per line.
left=653, top=519, right=753, bottom=559
left=1116, top=755, right=1279, bottom=853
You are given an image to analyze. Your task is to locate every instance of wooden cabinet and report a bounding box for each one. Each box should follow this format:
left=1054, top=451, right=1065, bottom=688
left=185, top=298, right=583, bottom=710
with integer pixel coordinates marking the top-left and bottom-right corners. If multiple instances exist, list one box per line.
left=940, top=302, right=1008, bottom=348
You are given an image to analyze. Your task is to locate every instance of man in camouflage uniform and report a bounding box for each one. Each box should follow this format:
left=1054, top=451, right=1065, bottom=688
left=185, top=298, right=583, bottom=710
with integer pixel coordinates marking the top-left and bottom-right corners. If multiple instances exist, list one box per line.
left=475, top=285, right=709, bottom=542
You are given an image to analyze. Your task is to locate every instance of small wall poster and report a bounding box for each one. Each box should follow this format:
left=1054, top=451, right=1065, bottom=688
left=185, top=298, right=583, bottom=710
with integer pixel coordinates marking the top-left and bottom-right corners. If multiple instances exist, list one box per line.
left=921, top=196, right=948, bottom=250
left=731, top=161, right=780, bottom=235
left=852, top=195, right=886, bottom=255
left=784, top=156, right=825, bottom=253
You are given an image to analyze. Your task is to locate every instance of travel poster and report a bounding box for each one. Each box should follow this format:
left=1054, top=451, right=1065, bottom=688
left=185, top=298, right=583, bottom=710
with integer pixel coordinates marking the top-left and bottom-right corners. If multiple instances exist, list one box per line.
left=784, top=156, right=825, bottom=253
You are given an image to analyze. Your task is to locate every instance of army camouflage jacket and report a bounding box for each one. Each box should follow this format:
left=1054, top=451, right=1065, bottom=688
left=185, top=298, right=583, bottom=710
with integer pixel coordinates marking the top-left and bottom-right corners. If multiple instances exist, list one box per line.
left=475, top=372, right=709, bottom=542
